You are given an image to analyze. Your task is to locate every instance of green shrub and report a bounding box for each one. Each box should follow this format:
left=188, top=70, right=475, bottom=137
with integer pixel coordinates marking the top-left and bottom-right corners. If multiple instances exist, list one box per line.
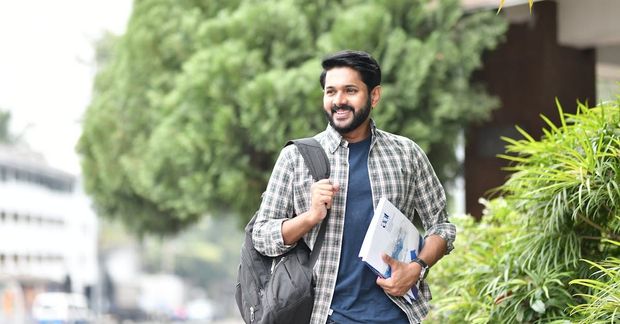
left=570, top=239, right=620, bottom=323
left=427, top=98, right=620, bottom=323
left=426, top=198, right=523, bottom=323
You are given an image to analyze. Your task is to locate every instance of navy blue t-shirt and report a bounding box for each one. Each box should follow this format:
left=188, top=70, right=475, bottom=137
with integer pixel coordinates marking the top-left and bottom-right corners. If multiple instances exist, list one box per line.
left=329, top=135, right=408, bottom=323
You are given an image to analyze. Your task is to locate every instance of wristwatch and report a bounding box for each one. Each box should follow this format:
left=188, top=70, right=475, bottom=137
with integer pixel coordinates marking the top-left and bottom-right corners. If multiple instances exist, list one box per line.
left=412, top=258, right=429, bottom=280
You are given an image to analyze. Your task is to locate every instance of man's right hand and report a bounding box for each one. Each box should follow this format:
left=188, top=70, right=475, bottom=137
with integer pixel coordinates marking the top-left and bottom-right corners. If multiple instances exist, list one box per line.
left=308, top=179, right=340, bottom=224
left=282, top=179, right=339, bottom=245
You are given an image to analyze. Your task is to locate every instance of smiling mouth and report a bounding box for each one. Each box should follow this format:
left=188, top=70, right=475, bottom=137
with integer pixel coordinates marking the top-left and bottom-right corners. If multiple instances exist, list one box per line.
left=332, top=106, right=353, bottom=114
left=333, top=109, right=351, bottom=117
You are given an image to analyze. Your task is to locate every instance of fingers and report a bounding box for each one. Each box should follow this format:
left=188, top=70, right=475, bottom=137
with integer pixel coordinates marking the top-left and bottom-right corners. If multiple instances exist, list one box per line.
left=376, top=276, right=403, bottom=296
left=376, top=276, right=387, bottom=288
left=317, top=194, right=333, bottom=209
left=376, top=276, right=408, bottom=297
left=307, top=179, right=339, bottom=222
left=311, top=179, right=339, bottom=209
left=315, top=179, right=339, bottom=190
left=314, top=179, right=339, bottom=193
left=382, top=253, right=396, bottom=267
left=376, top=254, right=414, bottom=297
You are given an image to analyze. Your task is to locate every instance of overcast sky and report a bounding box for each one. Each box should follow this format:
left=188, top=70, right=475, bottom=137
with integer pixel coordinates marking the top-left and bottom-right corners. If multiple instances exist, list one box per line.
left=0, top=0, right=132, bottom=175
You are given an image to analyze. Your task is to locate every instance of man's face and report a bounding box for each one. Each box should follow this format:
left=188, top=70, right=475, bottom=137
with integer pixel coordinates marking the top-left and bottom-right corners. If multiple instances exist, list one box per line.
left=322, top=67, right=373, bottom=135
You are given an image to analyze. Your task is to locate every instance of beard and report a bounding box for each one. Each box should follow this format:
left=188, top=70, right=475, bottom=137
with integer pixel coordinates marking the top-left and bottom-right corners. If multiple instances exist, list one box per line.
left=324, top=98, right=372, bottom=135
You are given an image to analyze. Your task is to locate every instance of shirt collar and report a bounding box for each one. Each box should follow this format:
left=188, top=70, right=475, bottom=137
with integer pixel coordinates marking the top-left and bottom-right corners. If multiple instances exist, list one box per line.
left=324, top=119, right=378, bottom=154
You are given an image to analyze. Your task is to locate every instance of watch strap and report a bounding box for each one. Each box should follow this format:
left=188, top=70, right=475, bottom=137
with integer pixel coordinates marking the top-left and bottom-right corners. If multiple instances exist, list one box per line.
left=412, top=258, right=429, bottom=279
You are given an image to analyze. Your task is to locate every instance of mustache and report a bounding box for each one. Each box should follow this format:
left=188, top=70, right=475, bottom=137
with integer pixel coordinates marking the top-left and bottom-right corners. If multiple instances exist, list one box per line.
left=331, top=104, right=354, bottom=113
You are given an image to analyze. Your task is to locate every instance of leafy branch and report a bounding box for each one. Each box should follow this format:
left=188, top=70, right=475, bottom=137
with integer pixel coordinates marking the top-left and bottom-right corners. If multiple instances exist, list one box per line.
left=498, top=0, right=534, bottom=13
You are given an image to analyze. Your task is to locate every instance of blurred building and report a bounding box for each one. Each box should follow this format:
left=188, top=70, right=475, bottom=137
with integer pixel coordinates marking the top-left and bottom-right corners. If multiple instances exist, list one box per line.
left=0, top=144, right=98, bottom=317
left=462, top=0, right=620, bottom=216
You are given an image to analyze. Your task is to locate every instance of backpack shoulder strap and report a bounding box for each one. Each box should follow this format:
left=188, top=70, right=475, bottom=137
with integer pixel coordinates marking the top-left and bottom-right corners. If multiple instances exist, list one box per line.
left=285, top=137, right=330, bottom=266
left=285, top=138, right=330, bottom=181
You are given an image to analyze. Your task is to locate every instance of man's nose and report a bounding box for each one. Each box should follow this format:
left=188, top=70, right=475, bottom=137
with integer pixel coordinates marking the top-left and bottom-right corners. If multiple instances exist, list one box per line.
left=333, top=91, right=347, bottom=106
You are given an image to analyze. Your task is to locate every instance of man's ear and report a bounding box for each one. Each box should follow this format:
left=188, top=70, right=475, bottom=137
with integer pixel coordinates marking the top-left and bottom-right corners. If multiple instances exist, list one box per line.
left=370, top=85, right=382, bottom=108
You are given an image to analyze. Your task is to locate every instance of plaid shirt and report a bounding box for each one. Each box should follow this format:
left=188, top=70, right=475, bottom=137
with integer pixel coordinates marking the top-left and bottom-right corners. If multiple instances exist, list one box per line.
left=253, top=121, right=456, bottom=324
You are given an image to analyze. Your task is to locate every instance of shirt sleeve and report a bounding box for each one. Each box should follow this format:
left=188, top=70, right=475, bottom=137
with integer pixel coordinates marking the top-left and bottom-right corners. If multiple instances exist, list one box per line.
left=252, top=145, right=297, bottom=257
left=411, top=143, right=457, bottom=254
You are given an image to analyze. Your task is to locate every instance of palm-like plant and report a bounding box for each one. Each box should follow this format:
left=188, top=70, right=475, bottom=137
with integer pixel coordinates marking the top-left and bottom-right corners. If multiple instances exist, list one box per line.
left=496, top=100, right=620, bottom=322
left=428, top=98, right=620, bottom=323
left=498, top=0, right=534, bottom=13
left=500, top=100, right=620, bottom=266
left=570, top=239, right=620, bottom=323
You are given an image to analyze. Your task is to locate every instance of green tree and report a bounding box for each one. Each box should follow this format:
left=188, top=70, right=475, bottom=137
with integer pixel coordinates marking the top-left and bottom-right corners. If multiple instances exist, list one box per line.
left=78, top=0, right=507, bottom=235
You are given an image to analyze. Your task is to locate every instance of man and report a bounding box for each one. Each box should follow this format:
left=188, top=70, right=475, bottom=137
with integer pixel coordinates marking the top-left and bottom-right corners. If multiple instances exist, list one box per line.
left=252, top=50, right=456, bottom=324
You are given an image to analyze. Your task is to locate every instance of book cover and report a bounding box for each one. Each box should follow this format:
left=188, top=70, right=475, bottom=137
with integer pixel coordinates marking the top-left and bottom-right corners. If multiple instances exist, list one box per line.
left=359, top=197, right=424, bottom=302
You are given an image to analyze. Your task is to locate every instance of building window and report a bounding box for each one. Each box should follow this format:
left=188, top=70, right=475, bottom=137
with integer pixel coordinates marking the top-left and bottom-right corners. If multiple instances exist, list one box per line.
left=0, top=164, right=75, bottom=192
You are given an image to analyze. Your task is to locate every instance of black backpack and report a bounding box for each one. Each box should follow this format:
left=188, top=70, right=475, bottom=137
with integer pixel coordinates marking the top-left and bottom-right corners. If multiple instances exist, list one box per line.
left=235, top=138, right=330, bottom=324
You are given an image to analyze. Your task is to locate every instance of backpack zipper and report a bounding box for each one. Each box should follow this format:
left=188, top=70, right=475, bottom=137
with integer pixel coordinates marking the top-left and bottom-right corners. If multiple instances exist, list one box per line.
left=271, top=256, right=287, bottom=274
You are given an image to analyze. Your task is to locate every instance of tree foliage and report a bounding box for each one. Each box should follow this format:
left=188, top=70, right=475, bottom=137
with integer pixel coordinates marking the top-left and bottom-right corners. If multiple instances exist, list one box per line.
left=498, top=0, right=533, bottom=13
left=429, top=99, right=620, bottom=323
left=78, top=0, right=507, bottom=235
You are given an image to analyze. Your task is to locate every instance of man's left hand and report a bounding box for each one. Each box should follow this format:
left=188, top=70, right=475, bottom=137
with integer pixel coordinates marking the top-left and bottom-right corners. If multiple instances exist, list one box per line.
left=375, top=253, right=420, bottom=297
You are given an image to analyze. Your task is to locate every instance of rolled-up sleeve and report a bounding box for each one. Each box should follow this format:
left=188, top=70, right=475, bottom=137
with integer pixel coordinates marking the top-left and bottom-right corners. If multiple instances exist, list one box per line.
left=411, top=143, right=456, bottom=254
left=425, top=222, right=456, bottom=254
left=252, top=146, right=298, bottom=257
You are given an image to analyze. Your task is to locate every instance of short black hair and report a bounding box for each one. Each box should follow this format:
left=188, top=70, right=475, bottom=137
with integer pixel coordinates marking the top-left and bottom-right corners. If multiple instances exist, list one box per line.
left=319, top=50, right=381, bottom=91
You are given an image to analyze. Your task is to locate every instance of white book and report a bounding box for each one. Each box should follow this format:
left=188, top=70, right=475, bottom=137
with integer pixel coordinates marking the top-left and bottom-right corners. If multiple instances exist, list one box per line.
left=359, top=197, right=424, bottom=302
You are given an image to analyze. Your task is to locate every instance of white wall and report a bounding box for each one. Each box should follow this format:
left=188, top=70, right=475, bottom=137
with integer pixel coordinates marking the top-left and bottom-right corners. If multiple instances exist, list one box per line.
left=0, top=161, right=98, bottom=293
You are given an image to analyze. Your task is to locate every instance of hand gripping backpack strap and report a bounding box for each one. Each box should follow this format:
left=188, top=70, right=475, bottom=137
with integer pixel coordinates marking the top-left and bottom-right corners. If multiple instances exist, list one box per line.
left=286, top=138, right=330, bottom=267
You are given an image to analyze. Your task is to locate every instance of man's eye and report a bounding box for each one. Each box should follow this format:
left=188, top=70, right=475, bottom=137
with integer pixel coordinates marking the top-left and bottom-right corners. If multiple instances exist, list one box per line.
left=325, top=90, right=335, bottom=96
left=346, top=88, right=357, bottom=94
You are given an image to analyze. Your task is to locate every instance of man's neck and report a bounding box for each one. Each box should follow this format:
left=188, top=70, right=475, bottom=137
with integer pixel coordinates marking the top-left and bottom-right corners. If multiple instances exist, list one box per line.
left=341, top=120, right=371, bottom=143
